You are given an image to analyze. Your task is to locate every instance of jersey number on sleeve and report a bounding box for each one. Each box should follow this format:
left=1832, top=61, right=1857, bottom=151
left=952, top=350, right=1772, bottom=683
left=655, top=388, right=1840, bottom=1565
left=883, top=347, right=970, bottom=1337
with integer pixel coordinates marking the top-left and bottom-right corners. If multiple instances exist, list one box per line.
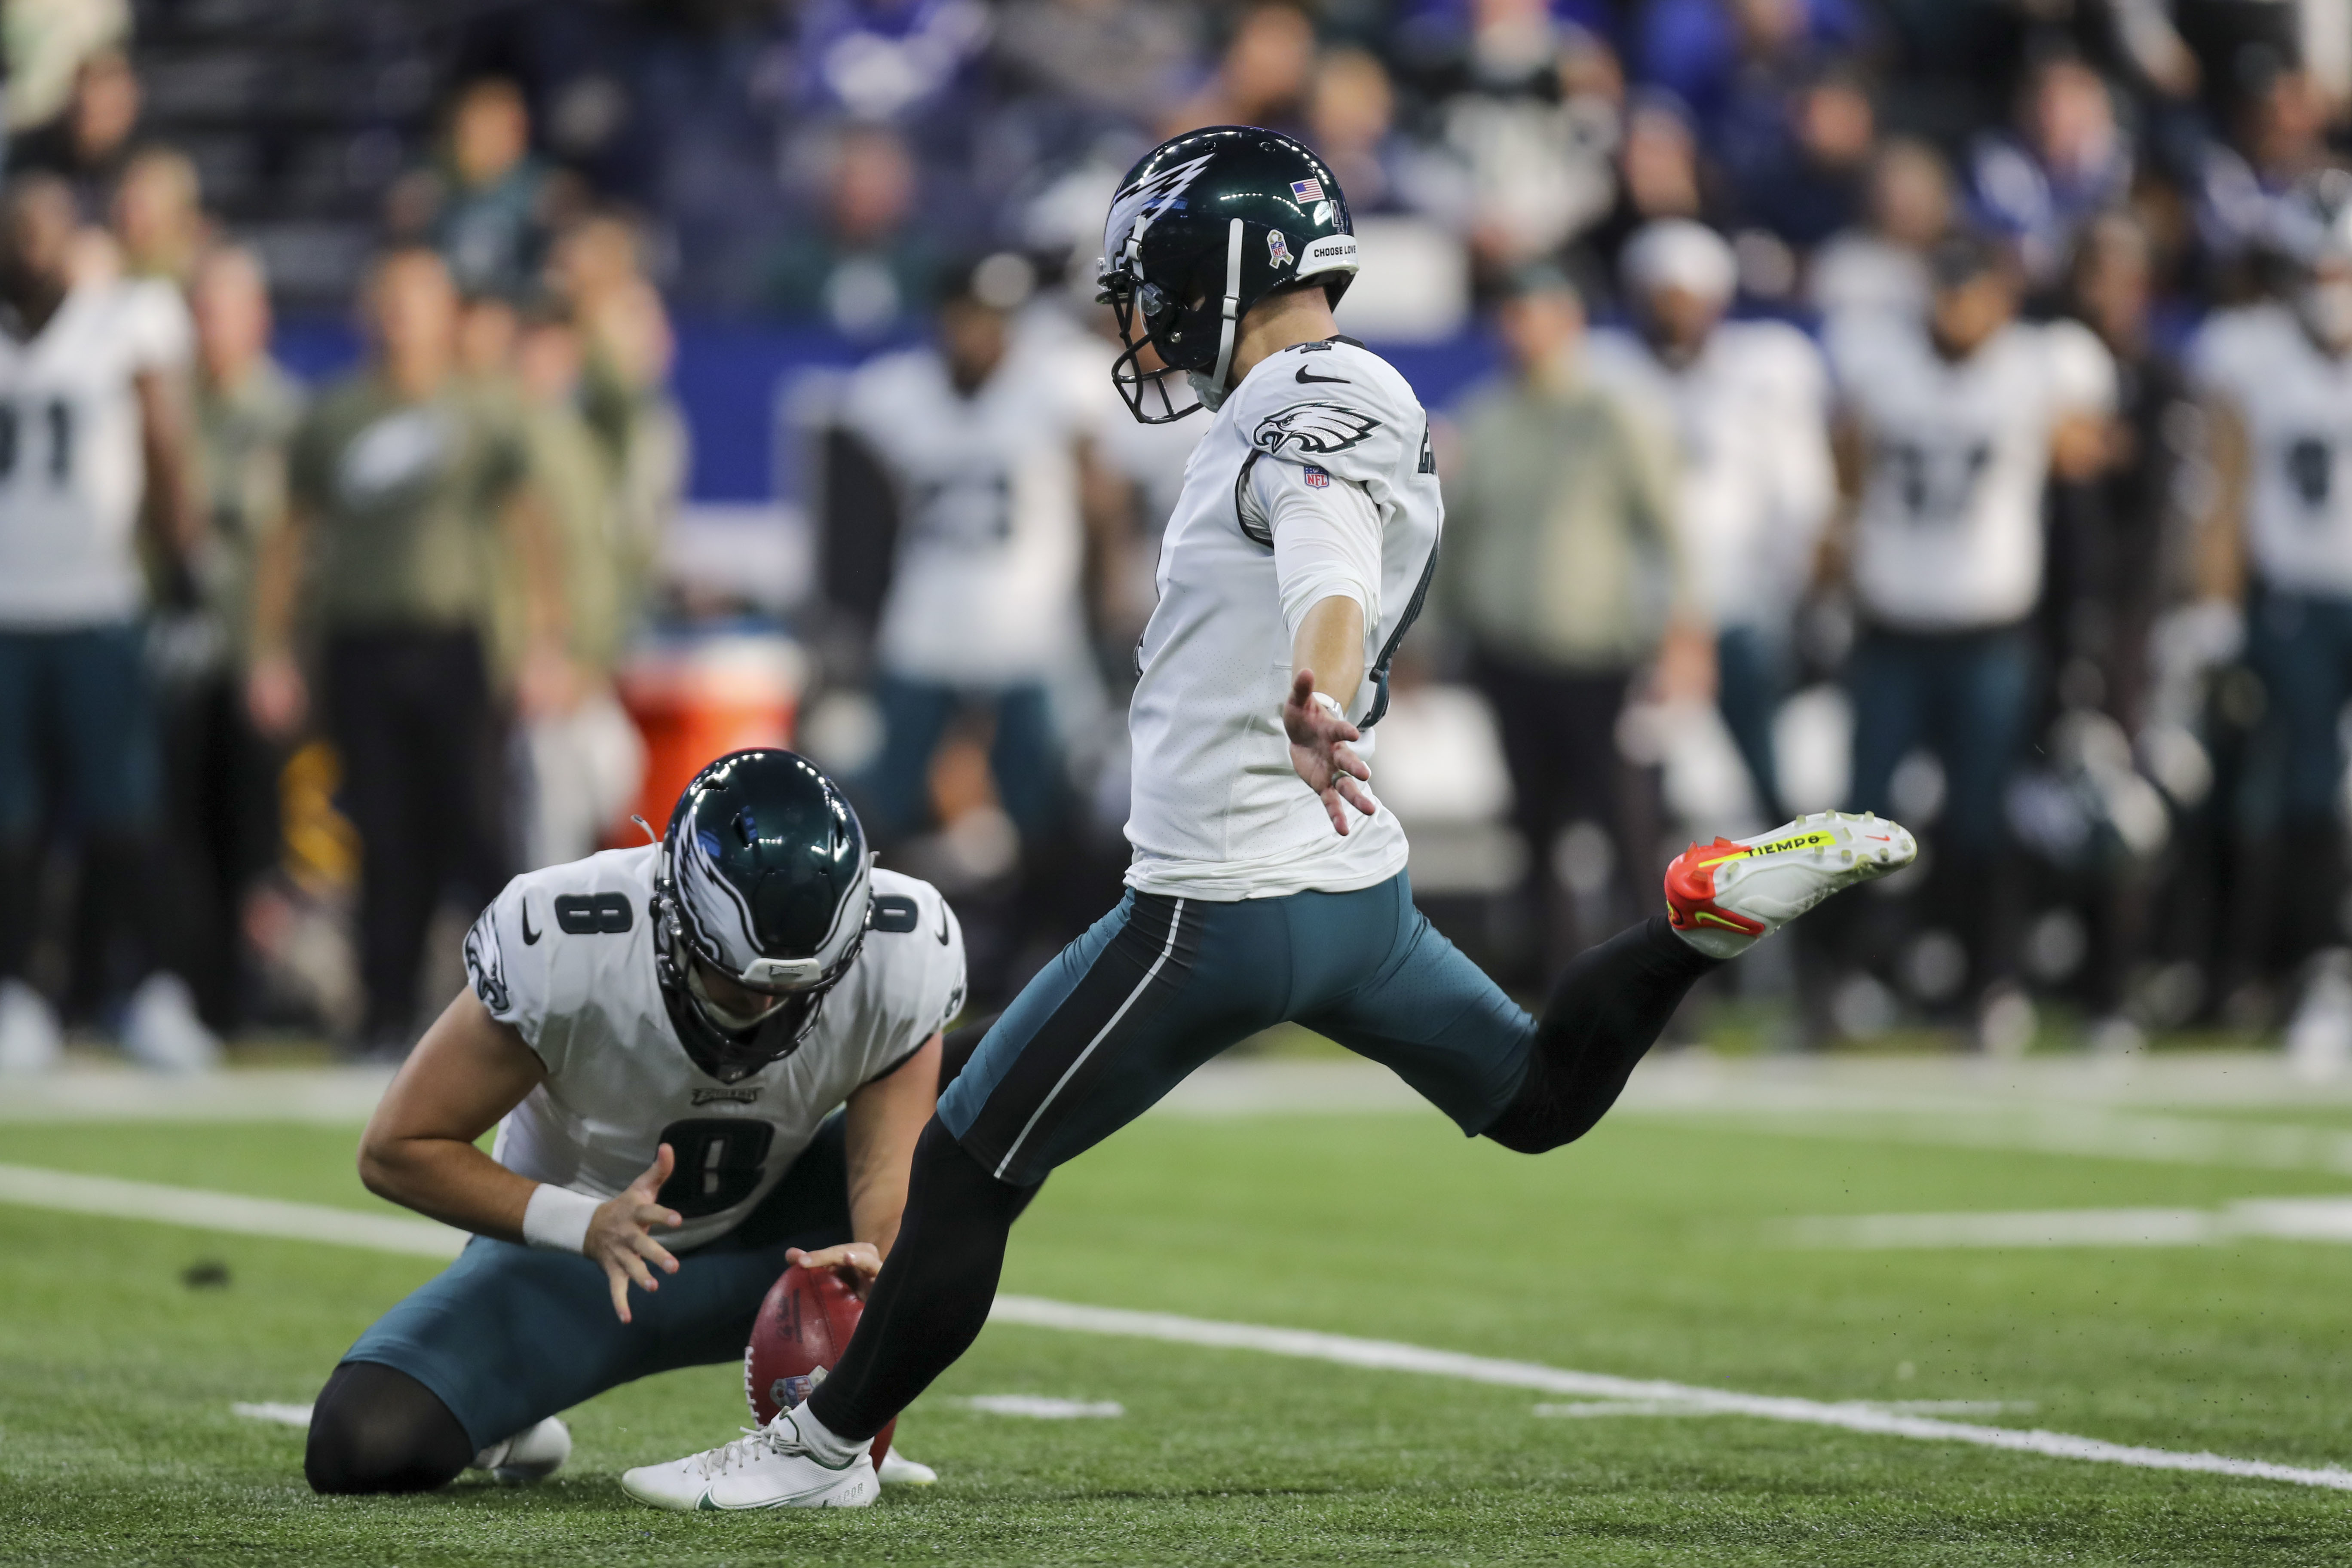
left=554, top=892, right=633, bottom=934
left=653, top=1118, right=777, bottom=1218
left=0, top=400, right=71, bottom=485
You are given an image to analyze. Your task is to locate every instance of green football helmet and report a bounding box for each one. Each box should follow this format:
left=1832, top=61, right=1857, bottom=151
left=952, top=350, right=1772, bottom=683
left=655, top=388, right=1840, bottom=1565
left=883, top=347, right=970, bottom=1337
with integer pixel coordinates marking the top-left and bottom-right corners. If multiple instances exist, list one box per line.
left=1096, top=125, right=1359, bottom=423
left=651, top=749, right=873, bottom=1082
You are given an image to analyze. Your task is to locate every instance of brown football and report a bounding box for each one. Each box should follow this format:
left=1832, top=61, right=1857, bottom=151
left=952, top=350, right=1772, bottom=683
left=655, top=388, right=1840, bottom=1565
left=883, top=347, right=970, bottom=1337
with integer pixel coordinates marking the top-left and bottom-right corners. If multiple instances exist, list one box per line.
left=744, top=1263, right=895, bottom=1468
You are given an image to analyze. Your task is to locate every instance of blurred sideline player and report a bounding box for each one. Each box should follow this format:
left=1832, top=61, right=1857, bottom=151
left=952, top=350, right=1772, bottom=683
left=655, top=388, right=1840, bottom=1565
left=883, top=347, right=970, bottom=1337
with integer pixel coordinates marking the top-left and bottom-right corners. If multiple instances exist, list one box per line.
left=624, top=127, right=1917, bottom=1512
left=510, top=306, right=647, bottom=870
left=844, top=255, right=1107, bottom=855
left=168, top=243, right=304, bottom=1032
left=246, top=248, right=569, bottom=1057
left=1590, top=219, right=1836, bottom=821
left=303, top=749, right=968, bottom=1494
left=2189, top=171, right=2352, bottom=995
left=0, top=174, right=219, bottom=1073
left=1823, top=233, right=2115, bottom=1032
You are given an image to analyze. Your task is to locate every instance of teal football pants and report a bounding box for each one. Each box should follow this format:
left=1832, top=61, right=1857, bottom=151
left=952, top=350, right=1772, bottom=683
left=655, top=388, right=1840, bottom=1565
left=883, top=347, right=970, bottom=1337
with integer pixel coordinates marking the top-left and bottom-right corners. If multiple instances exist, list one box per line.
left=940, top=872, right=1537, bottom=1186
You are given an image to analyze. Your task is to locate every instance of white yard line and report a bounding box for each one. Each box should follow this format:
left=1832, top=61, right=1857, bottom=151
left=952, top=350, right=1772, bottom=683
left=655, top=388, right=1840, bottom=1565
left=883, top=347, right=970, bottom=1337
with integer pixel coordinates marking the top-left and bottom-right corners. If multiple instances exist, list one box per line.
left=231, top=1402, right=315, bottom=1427
left=0, top=1164, right=464, bottom=1257
left=1787, top=1196, right=2352, bottom=1249
left=1531, top=1399, right=2036, bottom=1418
left=963, top=1396, right=1126, bottom=1419
left=985, top=1297, right=2352, bottom=1493
left=5, top=1164, right=2348, bottom=1493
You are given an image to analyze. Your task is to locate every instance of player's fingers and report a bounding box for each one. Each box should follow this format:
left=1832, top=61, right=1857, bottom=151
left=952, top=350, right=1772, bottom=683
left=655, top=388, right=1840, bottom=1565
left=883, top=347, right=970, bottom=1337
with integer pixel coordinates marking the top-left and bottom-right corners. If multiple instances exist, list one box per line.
left=1321, top=788, right=1351, bottom=836
left=621, top=1249, right=658, bottom=1294
left=1289, top=668, right=1316, bottom=706
left=627, top=1145, right=671, bottom=1199
left=631, top=1231, right=681, bottom=1274
left=1333, top=774, right=1377, bottom=815
left=603, top=1259, right=634, bottom=1324
left=1332, top=742, right=1370, bottom=781
left=633, top=1200, right=682, bottom=1232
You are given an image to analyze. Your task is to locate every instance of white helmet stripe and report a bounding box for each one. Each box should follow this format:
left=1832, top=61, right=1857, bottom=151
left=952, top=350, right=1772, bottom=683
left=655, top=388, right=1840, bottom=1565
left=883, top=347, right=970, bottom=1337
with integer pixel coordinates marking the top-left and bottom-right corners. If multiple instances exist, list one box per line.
left=1208, top=217, right=1246, bottom=394
left=679, top=828, right=764, bottom=974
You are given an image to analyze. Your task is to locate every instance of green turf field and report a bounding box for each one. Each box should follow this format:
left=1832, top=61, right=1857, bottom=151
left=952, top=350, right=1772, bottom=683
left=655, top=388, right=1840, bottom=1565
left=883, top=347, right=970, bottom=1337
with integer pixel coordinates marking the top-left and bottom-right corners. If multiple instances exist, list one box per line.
left=3, top=1071, right=2350, bottom=1566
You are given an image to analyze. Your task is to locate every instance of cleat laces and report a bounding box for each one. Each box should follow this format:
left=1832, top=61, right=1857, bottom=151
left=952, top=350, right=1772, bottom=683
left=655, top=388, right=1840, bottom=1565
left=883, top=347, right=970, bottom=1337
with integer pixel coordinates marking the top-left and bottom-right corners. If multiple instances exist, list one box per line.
left=688, top=1422, right=804, bottom=1479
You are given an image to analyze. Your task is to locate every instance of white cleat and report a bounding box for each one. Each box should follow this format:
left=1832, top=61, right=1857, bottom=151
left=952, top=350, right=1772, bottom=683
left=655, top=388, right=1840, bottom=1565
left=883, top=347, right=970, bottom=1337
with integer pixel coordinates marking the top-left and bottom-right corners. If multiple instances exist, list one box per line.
left=621, top=1411, right=878, bottom=1512
left=0, top=979, right=62, bottom=1074
left=1664, top=811, right=1919, bottom=960
left=877, top=1446, right=937, bottom=1486
left=121, top=973, right=222, bottom=1074
left=474, top=1416, right=572, bottom=1484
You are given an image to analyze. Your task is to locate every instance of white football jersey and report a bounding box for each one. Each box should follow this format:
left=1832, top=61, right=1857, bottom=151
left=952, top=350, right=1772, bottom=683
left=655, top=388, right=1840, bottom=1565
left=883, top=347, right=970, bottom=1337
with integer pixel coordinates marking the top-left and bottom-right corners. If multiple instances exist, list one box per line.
left=1125, top=337, right=1441, bottom=900
left=461, top=848, right=966, bottom=1251
left=1586, top=321, right=1835, bottom=631
left=1829, top=313, right=2115, bottom=630
left=843, top=332, right=1094, bottom=686
left=0, top=279, right=191, bottom=627
left=2190, top=303, right=2352, bottom=597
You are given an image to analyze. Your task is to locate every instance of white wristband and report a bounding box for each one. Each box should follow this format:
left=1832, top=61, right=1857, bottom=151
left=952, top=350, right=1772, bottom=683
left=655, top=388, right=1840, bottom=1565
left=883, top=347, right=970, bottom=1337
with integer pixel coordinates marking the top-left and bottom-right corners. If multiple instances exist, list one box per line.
left=1311, top=691, right=1347, bottom=721
left=522, top=1183, right=600, bottom=1254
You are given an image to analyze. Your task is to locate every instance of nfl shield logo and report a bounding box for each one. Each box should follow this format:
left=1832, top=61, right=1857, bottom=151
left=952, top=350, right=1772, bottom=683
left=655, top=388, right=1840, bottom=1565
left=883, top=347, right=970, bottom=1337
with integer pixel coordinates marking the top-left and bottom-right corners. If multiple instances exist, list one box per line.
left=1290, top=178, right=1324, bottom=202
left=774, top=1366, right=828, bottom=1409
left=1267, top=230, right=1293, bottom=268
left=1303, top=465, right=1331, bottom=488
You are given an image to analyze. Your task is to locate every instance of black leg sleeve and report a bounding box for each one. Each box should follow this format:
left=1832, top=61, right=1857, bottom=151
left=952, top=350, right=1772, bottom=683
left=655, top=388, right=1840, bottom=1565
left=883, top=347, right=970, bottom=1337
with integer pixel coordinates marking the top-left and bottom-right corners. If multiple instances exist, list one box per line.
left=806, top=1116, right=1031, bottom=1442
left=1483, top=915, right=1717, bottom=1155
left=305, top=1360, right=475, bottom=1494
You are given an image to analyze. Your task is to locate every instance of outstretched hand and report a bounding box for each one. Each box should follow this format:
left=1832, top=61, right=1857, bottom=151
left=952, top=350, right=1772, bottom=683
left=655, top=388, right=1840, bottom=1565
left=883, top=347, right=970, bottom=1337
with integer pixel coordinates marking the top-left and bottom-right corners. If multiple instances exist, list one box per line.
left=1282, top=668, right=1376, bottom=836
left=588, top=1144, right=683, bottom=1323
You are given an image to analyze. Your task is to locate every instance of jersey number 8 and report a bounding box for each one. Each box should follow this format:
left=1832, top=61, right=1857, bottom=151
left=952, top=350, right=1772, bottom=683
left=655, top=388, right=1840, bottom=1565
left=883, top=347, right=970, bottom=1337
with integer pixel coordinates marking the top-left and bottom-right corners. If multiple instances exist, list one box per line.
left=653, top=1118, right=778, bottom=1218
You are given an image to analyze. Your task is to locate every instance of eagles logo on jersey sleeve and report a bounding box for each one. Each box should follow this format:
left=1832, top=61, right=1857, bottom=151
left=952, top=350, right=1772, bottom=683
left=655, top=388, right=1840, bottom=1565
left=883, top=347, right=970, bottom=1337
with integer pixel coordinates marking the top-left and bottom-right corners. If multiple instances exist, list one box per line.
left=461, top=871, right=568, bottom=1060
left=461, top=907, right=511, bottom=1019
left=1252, top=401, right=1381, bottom=458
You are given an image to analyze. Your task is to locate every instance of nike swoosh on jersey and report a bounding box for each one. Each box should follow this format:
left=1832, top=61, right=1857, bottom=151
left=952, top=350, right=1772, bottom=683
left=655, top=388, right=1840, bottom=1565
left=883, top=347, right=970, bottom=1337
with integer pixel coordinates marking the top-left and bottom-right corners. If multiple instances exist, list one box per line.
left=1295, top=366, right=1351, bottom=385
left=521, top=903, right=541, bottom=944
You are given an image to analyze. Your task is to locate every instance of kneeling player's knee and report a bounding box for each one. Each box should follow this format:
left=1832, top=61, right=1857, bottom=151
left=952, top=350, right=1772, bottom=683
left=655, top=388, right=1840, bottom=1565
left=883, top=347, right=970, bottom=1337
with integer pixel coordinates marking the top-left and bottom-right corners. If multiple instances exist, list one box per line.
left=305, top=1361, right=475, bottom=1495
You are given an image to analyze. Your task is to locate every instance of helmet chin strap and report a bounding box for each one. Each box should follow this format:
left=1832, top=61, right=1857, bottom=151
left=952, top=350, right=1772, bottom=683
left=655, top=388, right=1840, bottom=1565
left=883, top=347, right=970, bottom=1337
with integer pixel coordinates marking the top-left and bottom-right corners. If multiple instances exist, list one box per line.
left=1190, top=217, right=1249, bottom=413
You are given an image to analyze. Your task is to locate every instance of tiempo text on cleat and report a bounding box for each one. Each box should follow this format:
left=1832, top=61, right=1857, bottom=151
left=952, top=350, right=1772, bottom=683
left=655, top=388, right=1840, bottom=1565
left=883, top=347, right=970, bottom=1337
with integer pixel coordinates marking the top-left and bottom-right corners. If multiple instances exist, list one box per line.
left=1663, top=811, right=1917, bottom=960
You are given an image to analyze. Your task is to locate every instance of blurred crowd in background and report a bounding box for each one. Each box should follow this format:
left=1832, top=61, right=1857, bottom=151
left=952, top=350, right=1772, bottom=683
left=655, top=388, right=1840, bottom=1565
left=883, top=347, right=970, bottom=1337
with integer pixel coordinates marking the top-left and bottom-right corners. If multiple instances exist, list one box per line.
left=2, top=0, right=2351, bottom=1074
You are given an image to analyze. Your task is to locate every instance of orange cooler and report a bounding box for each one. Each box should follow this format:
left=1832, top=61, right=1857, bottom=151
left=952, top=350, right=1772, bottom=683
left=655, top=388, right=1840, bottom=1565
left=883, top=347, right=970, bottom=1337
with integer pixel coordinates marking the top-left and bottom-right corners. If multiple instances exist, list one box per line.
left=616, top=631, right=809, bottom=839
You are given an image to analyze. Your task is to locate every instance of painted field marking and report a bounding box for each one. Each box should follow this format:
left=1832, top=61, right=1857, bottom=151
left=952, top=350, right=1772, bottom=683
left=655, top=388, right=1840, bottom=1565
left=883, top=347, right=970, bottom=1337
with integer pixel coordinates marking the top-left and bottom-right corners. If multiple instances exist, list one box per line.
left=1532, top=1399, right=2037, bottom=1419
left=964, top=1396, right=1125, bottom=1419
left=0, top=1164, right=465, bottom=1256
left=984, top=1297, right=2352, bottom=1493
left=3, top=1165, right=2346, bottom=1493
left=232, top=1402, right=315, bottom=1428
left=1787, top=1196, right=2352, bottom=1249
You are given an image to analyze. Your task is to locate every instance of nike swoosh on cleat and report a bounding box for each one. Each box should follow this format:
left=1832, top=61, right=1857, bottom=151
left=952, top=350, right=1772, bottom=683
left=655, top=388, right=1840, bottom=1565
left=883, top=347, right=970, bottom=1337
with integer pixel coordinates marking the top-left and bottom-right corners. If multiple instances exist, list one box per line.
left=1295, top=366, right=1351, bottom=384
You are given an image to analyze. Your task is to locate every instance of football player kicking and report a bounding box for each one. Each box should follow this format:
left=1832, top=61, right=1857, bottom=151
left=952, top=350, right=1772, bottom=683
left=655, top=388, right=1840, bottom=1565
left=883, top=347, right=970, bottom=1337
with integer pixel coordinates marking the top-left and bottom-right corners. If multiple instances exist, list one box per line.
left=303, top=749, right=968, bottom=1497
left=624, top=127, right=1917, bottom=1513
